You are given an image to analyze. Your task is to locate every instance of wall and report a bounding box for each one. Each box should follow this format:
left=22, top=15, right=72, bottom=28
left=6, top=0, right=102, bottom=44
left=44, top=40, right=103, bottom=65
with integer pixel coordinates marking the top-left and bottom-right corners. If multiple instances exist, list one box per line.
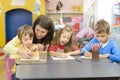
left=46, top=0, right=83, bottom=13
left=0, top=0, right=45, bottom=47
left=95, top=0, right=116, bottom=25
left=83, top=0, right=95, bottom=28
left=83, top=0, right=117, bottom=29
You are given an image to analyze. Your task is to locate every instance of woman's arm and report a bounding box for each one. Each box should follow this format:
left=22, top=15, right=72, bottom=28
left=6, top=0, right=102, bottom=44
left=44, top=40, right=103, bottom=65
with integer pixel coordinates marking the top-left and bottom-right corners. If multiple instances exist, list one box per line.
left=4, top=36, right=20, bottom=55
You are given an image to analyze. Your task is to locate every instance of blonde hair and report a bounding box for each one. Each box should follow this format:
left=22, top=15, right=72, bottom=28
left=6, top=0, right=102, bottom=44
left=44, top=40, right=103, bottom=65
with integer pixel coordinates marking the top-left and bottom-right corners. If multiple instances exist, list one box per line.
left=95, top=19, right=110, bottom=34
left=17, top=25, right=34, bottom=42
left=53, top=25, right=74, bottom=52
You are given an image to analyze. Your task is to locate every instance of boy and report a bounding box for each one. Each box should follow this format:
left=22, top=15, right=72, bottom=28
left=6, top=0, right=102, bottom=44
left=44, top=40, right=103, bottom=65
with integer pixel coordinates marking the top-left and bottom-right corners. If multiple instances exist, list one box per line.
left=80, top=19, right=120, bottom=63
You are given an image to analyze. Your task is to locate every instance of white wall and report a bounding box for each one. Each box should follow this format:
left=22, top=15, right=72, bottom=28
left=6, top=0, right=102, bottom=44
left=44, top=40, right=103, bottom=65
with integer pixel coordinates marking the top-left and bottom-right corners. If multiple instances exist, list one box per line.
left=83, top=0, right=95, bottom=28
left=84, top=0, right=117, bottom=27
left=95, top=0, right=116, bottom=25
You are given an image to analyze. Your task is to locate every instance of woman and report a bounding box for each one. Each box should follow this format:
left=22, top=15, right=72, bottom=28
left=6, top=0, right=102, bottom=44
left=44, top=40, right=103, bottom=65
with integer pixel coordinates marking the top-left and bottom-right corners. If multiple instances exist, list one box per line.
left=4, top=15, right=55, bottom=59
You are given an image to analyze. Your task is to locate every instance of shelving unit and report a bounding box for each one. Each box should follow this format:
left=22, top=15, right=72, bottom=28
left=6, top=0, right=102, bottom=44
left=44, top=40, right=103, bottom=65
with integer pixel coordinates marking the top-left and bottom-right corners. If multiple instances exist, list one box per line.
left=45, top=0, right=83, bottom=35
left=110, top=1, right=120, bottom=49
left=111, top=2, right=120, bottom=34
left=45, top=0, right=83, bottom=21
left=46, top=12, right=83, bottom=21
left=47, top=12, right=83, bottom=14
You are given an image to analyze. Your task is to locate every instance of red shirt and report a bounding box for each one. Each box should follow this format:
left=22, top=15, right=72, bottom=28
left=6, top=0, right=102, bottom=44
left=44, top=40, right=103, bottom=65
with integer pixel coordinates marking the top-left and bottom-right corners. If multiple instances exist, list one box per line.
left=49, top=44, right=79, bottom=53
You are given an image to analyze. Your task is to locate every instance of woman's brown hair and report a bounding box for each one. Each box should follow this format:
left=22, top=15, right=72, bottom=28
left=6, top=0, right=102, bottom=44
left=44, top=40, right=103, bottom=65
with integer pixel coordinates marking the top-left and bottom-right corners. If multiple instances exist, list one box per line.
left=32, top=15, right=55, bottom=45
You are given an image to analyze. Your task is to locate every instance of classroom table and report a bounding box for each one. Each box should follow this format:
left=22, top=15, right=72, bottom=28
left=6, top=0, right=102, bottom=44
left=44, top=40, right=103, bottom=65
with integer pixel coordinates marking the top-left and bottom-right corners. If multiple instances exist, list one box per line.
left=15, top=56, right=120, bottom=80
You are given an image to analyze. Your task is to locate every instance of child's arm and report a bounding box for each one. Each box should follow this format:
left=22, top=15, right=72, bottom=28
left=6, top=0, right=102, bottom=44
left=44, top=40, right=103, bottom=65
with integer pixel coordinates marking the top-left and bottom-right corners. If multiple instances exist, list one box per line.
left=49, top=51, right=68, bottom=58
left=84, top=51, right=92, bottom=57
left=9, top=49, right=33, bottom=59
left=100, top=54, right=109, bottom=59
left=66, top=45, right=80, bottom=56
left=66, top=50, right=80, bottom=56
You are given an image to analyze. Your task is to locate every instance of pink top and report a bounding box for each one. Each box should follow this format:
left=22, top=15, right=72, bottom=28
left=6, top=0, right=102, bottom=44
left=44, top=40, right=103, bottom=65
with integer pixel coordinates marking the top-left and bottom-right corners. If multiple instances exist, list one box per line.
left=74, top=27, right=94, bottom=42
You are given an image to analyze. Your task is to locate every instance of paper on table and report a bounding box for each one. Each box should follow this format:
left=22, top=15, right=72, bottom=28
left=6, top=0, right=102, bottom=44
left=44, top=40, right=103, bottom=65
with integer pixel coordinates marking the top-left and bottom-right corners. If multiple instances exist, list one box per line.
left=51, top=56, right=74, bottom=60
left=79, top=56, right=85, bottom=58
left=20, top=56, right=39, bottom=61
left=79, top=56, right=92, bottom=59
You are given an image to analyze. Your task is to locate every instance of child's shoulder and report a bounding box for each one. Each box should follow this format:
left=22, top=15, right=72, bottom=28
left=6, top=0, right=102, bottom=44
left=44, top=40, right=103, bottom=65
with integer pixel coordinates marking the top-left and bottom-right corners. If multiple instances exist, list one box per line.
left=90, top=37, right=99, bottom=42
left=108, top=39, right=117, bottom=44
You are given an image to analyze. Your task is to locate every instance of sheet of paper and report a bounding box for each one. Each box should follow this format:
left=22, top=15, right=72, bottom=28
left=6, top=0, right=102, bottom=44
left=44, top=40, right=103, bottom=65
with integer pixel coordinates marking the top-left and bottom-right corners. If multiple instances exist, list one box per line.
left=79, top=56, right=85, bottom=58
left=79, top=56, right=92, bottom=59
left=20, top=56, right=39, bottom=61
left=51, top=56, right=74, bottom=60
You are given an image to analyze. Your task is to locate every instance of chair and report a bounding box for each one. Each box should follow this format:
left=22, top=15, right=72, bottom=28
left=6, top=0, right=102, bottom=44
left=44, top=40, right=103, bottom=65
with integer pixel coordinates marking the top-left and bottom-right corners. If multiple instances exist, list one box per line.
left=6, top=56, right=15, bottom=80
left=78, top=38, right=92, bottom=49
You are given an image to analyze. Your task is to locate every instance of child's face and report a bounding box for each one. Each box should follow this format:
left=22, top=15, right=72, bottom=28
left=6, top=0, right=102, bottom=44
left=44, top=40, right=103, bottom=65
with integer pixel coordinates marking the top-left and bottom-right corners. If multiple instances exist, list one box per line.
left=95, top=32, right=110, bottom=44
left=22, top=34, right=33, bottom=48
left=60, top=31, right=71, bottom=46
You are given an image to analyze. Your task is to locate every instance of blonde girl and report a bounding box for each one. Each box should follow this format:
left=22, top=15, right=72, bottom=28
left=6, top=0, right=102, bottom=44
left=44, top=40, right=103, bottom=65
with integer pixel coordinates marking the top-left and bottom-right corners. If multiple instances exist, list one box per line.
left=49, top=25, right=80, bottom=58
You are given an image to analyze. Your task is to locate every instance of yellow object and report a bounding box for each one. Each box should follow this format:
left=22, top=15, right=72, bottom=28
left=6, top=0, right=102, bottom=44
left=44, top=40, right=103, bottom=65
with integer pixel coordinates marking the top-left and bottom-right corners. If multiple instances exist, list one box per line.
left=73, top=6, right=79, bottom=12
left=4, top=36, right=21, bottom=55
left=0, top=0, right=45, bottom=47
left=73, top=5, right=83, bottom=12
left=79, top=6, right=83, bottom=11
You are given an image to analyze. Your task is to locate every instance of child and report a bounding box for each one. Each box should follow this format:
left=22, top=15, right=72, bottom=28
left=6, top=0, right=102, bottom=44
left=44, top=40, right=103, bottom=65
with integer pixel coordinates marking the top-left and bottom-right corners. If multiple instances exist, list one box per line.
left=10, top=25, right=39, bottom=59
left=49, top=25, right=80, bottom=58
left=80, top=19, right=120, bottom=63
left=9, top=25, right=39, bottom=80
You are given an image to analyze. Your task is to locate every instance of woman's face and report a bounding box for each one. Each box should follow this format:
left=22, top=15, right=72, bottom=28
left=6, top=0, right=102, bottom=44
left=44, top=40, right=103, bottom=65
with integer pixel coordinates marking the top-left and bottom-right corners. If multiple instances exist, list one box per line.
left=35, top=25, right=48, bottom=39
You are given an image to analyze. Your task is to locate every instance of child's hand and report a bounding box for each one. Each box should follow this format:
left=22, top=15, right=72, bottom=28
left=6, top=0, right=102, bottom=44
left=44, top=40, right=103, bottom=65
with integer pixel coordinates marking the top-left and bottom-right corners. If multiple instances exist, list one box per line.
left=66, top=52, right=71, bottom=56
left=100, top=54, right=109, bottom=59
left=85, top=56, right=92, bottom=59
left=84, top=51, right=92, bottom=57
left=17, top=49, right=32, bottom=59
left=58, top=53, right=68, bottom=58
left=31, top=45, right=38, bottom=52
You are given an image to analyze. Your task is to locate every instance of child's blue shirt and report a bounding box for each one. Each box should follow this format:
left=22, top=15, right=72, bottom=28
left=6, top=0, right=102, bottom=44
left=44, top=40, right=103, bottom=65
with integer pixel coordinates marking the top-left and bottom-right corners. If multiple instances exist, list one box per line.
left=80, top=37, right=120, bottom=63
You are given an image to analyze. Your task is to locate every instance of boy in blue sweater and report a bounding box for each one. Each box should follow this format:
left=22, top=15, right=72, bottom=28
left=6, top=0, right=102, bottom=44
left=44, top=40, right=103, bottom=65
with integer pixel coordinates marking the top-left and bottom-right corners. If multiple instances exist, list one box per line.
left=80, top=19, right=120, bottom=63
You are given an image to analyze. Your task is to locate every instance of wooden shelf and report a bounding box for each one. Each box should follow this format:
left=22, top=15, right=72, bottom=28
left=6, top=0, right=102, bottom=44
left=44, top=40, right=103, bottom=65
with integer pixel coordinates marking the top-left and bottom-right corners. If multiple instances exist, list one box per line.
left=46, top=12, right=83, bottom=14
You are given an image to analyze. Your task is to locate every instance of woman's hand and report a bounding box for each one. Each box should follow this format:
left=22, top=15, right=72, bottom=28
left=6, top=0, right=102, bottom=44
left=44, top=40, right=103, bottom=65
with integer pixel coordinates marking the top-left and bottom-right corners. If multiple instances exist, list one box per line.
left=37, top=44, right=44, bottom=51
left=31, top=45, right=38, bottom=52
left=17, top=49, right=32, bottom=59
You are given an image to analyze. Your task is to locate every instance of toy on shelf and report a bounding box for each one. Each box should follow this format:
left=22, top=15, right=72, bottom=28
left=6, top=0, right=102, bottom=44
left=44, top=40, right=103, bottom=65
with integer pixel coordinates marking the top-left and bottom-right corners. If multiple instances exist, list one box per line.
left=56, top=1, right=63, bottom=12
